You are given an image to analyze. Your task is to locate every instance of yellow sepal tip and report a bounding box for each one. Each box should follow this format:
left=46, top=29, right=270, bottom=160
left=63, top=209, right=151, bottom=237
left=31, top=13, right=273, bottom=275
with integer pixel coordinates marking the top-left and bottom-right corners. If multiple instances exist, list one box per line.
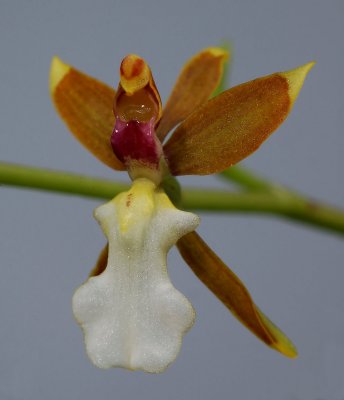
left=49, top=56, right=70, bottom=94
left=205, top=47, right=229, bottom=60
left=256, top=308, right=298, bottom=358
left=281, top=61, right=315, bottom=105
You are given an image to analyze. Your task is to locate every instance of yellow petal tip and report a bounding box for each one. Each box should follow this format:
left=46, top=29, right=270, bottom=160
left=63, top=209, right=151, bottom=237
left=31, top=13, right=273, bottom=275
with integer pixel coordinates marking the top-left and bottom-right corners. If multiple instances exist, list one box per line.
left=205, top=47, right=229, bottom=60
left=49, top=56, right=70, bottom=94
left=272, top=337, right=298, bottom=358
left=256, top=308, right=298, bottom=358
left=282, top=61, right=315, bottom=105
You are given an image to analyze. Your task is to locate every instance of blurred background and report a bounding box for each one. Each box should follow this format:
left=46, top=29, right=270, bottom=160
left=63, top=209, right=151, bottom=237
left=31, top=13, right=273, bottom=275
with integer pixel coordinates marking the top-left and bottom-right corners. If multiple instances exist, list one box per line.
left=0, top=1, right=343, bottom=399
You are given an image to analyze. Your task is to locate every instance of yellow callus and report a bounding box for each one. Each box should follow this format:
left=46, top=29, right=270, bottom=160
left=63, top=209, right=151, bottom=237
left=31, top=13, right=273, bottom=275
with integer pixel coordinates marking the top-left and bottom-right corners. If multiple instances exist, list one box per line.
left=119, top=54, right=151, bottom=95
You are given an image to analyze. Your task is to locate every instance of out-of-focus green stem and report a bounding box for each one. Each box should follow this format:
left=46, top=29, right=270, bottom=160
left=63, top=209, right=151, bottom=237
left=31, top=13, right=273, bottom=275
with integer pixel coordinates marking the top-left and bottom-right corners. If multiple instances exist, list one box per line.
left=220, top=165, right=280, bottom=192
left=182, top=188, right=344, bottom=236
left=1, top=161, right=344, bottom=237
left=211, top=41, right=232, bottom=98
left=0, top=162, right=129, bottom=199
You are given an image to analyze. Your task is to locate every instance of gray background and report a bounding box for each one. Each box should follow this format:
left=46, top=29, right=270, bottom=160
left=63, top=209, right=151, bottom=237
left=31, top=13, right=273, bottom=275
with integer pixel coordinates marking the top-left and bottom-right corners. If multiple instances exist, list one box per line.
left=1, top=1, right=344, bottom=399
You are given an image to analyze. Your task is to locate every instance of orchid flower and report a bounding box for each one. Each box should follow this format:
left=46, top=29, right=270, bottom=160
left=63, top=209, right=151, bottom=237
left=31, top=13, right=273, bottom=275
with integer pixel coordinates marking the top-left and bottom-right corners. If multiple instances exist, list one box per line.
left=49, top=48, right=313, bottom=373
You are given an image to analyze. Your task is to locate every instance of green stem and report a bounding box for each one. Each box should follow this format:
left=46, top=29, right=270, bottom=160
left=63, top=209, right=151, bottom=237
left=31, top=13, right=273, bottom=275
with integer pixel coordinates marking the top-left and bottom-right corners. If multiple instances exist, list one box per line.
left=0, top=162, right=129, bottom=199
left=220, top=165, right=279, bottom=192
left=211, top=41, right=232, bottom=98
left=182, top=189, right=344, bottom=236
left=1, top=162, right=344, bottom=236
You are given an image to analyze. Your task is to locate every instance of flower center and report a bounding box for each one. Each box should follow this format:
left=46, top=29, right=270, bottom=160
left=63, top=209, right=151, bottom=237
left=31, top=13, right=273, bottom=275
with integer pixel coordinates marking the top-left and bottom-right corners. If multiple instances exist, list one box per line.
left=115, top=88, right=158, bottom=123
left=111, top=54, right=165, bottom=184
left=111, top=117, right=162, bottom=173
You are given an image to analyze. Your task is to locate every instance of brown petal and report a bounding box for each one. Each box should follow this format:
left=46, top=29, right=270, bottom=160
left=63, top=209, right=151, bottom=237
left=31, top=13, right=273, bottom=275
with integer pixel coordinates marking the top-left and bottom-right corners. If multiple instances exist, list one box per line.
left=177, top=231, right=297, bottom=358
left=164, top=62, right=314, bottom=175
left=156, top=48, right=228, bottom=142
left=89, top=244, right=108, bottom=277
left=50, top=57, right=125, bottom=170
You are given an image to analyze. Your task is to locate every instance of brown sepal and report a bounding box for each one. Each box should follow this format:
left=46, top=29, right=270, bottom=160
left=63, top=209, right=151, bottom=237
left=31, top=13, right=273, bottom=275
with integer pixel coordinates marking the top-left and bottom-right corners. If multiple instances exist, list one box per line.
left=89, top=244, right=109, bottom=277
left=177, top=231, right=297, bottom=357
left=156, top=48, right=228, bottom=142
left=164, top=73, right=290, bottom=175
left=51, top=59, right=124, bottom=170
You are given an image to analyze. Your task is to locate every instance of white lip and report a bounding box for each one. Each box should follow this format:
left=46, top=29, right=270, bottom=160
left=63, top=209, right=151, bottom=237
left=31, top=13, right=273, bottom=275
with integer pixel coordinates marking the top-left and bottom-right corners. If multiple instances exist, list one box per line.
left=72, top=178, right=199, bottom=373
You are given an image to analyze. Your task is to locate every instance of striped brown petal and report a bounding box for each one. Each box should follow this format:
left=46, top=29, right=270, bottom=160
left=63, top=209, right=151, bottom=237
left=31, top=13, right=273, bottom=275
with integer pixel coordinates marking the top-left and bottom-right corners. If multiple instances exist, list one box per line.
left=177, top=231, right=297, bottom=358
left=50, top=57, right=125, bottom=170
left=156, top=48, right=228, bottom=142
left=164, top=62, right=314, bottom=176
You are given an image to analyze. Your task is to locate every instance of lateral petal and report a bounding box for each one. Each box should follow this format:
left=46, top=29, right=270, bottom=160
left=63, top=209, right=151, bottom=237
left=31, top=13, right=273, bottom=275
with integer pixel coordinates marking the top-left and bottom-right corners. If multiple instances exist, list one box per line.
left=177, top=231, right=297, bottom=358
left=164, top=62, right=314, bottom=175
left=156, top=48, right=228, bottom=141
left=50, top=56, right=124, bottom=170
